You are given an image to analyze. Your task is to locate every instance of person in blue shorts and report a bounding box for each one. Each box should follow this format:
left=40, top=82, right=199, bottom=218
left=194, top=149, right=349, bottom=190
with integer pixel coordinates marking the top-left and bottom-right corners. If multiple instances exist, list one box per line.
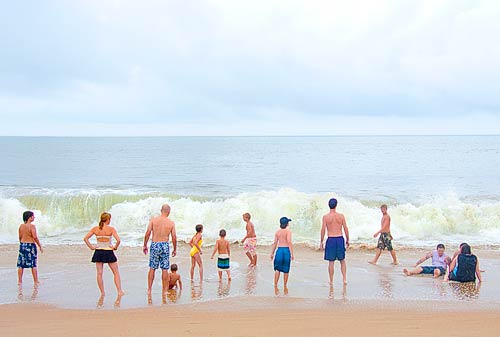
left=320, top=198, right=350, bottom=285
left=270, top=217, right=294, bottom=294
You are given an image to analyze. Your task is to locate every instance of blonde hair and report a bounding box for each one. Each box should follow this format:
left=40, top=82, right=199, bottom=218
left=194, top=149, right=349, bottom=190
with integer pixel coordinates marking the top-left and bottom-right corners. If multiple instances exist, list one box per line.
left=243, top=212, right=251, bottom=220
left=99, top=212, right=111, bottom=230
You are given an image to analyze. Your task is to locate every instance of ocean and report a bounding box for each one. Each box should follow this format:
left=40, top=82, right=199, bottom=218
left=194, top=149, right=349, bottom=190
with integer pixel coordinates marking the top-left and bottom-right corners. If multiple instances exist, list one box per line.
left=1, top=136, right=499, bottom=248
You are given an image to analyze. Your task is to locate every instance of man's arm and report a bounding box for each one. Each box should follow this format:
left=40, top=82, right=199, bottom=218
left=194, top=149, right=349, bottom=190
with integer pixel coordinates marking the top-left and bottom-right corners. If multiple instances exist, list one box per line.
left=414, top=252, right=432, bottom=267
left=227, top=241, right=231, bottom=257
left=241, top=224, right=249, bottom=243
left=178, top=277, right=183, bottom=290
left=31, top=225, right=43, bottom=253
left=171, top=223, right=177, bottom=257
left=342, top=216, right=349, bottom=248
left=320, top=216, right=326, bottom=249
left=143, top=219, right=153, bottom=255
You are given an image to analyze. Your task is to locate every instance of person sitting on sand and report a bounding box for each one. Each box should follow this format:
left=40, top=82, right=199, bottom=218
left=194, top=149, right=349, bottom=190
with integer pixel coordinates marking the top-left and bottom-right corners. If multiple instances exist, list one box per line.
left=189, top=224, right=204, bottom=281
left=17, top=211, right=44, bottom=285
left=241, top=213, right=258, bottom=267
left=320, top=198, right=350, bottom=285
left=446, top=243, right=482, bottom=283
left=369, top=204, right=398, bottom=265
left=211, top=229, right=231, bottom=281
left=83, top=212, right=124, bottom=297
left=168, top=264, right=182, bottom=290
left=403, top=243, right=450, bottom=277
left=270, top=217, right=294, bottom=294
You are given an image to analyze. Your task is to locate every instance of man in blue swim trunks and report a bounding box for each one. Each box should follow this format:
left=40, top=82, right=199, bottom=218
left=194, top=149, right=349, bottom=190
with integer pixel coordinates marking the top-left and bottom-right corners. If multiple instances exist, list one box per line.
left=403, top=243, right=451, bottom=278
left=143, top=204, right=177, bottom=298
left=320, top=198, right=350, bottom=285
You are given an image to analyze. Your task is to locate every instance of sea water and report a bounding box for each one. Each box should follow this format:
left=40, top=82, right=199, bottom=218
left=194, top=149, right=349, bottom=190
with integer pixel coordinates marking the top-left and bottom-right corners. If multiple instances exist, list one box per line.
left=1, top=136, right=499, bottom=247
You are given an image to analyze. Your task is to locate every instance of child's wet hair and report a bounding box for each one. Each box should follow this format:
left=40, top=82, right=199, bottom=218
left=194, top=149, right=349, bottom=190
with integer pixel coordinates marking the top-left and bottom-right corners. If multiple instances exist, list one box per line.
left=195, top=224, right=203, bottom=232
left=171, top=264, right=178, bottom=271
left=219, top=229, right=226, bottom=237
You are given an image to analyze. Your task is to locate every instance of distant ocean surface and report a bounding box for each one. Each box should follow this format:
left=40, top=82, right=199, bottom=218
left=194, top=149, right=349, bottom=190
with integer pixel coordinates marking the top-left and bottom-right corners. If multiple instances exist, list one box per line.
left=1, top=136, right=499, bottom=247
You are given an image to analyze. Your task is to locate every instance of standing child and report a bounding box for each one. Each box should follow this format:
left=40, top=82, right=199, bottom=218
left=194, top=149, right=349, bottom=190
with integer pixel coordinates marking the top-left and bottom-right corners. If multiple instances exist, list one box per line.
left=168, top=264, right=183, bottom=290
left=189, top=224, right=203, bottom=281
left=369, top=204, right=398, bottom=265
left=211, top=229, right=231, bottom=281
left=270, top=217, right=294, bottom=294
left=17, top=211, right=43, bottom=285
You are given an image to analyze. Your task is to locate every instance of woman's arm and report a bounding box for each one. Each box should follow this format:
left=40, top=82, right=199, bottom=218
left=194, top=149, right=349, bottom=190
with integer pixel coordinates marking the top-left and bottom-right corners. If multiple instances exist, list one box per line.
left=83, top=228, right=96, bottom=251
left=112, top=227, right=121, bottom=250
left=476, top=259, right=482, bottom=282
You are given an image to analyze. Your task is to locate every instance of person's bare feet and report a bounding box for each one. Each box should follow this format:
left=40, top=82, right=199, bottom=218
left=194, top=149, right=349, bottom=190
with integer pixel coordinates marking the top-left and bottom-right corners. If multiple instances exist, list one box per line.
left=403, top=268, right=410, bottom=276
left=274, top=286, right=279, bottom=296
left=368, top=261, right=376, bottom=265
left=391, top=261, right=399, bottom=265
left=284, top=287, right=289, bottom=295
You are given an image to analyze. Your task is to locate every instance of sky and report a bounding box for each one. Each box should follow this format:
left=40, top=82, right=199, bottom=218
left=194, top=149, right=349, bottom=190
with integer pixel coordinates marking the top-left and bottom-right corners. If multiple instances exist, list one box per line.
left=1, top=0, right=500, bottom=136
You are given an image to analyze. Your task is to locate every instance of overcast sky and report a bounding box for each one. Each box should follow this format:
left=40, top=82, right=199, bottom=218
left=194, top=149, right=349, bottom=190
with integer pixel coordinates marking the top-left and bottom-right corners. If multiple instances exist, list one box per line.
left=1, top=0, right=500, bottom=136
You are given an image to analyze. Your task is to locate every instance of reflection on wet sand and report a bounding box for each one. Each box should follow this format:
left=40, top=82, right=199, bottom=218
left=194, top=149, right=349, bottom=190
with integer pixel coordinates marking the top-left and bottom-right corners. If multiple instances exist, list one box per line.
left=218, top=281, right=231, bottom=298
left=191, top=281, right=203, bottom=301
left=449, top=282, right=481, bottom=300
left=97, top=295, right=105, bottom=308
left=329, top=284, right=347, bottom=301
left=165, top=289, right=180, bottom=303
left=17, top=284, right=39, bottom=302
left=244, top=268, right=257, bottom=295
left=378, top=272, right=393, bottom=299
left=114, top=294, right=123, bottom=308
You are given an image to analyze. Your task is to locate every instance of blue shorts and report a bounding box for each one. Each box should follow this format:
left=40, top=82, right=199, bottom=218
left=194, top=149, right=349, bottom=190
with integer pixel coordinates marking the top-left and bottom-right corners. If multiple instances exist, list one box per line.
left=421, top=266, right=446, bottom=275
left=149, top=242, right=170, bottom=270
left=324, top=236, right=345, bottom=261
left=17, top=243, right=37, bottom=268
left=274, top=247, right=291, bottom=273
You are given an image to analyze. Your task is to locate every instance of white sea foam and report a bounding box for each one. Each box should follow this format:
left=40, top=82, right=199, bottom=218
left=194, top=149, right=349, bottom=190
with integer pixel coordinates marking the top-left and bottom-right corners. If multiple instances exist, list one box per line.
left=1, top=189, right=499, bottom=247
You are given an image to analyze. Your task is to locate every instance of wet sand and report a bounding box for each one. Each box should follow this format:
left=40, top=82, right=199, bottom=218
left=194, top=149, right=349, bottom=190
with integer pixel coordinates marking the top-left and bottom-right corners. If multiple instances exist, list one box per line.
left=1, top=244, right=499, bottom=336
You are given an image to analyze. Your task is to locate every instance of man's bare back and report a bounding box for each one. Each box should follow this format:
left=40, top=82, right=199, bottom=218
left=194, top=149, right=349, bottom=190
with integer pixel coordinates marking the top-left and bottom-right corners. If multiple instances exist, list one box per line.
left=150, top=216, right=175, bottom=243
left=322, top=212, right=347, bottom=237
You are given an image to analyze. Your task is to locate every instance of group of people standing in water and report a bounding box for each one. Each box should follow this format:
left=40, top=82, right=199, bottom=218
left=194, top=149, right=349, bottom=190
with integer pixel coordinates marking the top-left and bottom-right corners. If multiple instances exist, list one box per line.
left=16, top=198, right=482, bottom=298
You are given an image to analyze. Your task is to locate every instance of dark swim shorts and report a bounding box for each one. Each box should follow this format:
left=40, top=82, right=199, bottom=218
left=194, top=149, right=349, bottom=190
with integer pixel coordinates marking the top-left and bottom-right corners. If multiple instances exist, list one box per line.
left=421, top=266, right=446, bottom=275
left=17, top=243, right=37, bottom=268
left=274, top=247, right=291, bottom=273
left=377, top=233, right=393, bottom=251
left=324, top=236, right=346, bottom=261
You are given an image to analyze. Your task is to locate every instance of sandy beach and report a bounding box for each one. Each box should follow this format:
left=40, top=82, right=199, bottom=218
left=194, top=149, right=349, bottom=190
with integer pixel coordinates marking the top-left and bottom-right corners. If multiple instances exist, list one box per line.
left=1, top=243, right=499, bottom=336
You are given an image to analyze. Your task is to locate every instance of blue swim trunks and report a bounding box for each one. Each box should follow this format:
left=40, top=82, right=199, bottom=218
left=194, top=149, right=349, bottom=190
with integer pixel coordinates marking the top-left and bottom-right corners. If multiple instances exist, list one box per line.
left=324, top=236, right=345, bottom=261
left=17, top=243, right=37, bottom=268
left=149, top=242, right=170, bottom=270
left=421, top=266, right=446, bottom=275
left=274, top=247, right=291, bottom=273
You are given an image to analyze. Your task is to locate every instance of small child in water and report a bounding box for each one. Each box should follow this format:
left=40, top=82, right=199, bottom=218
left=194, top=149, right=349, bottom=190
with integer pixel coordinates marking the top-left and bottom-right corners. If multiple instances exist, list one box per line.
left=211, top=229, right=231, bottom=281
left=168, top=264, right=182, bottom=290
left=189, top=224, right=203, bottom=281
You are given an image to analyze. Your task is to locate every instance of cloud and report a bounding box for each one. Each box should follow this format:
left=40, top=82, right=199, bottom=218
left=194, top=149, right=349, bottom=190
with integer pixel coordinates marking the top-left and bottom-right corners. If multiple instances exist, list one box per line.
left=1, top=0, right=500, bottom=135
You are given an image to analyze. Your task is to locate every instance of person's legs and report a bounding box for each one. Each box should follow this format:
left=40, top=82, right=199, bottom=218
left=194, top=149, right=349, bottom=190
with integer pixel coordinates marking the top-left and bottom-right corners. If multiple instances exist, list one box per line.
left=369, top=249, right=382, bottom=264
left=96, top=263, right=105, bottom=295
left=274, top=270, right=280, bottom=287
left=328, top=261, right=335, bottom=284
left=253, top=253, right=258, bottom=266
left=340, top=259, right=347, bottom=284
left=17, top=268, right=23, bottom=285
left=284, top=272, right=289, bottom=288
left=147, top=268, right=155, bottom=295
left=403, top=266, right=423, bottom=276
left=218, top=271, right=222, bottom=280
left=245, top=252, right=253, bottom=266
left=108, top=262, right=124, bottom=295
left=190, top=256, right=195, bottom=280
left=31, top=267, right=39, bottom=284
left=194, top=253, right=203, bottom=280
left=389, top=249, right=398, bottom=265
left=161, top=269, right=170, bottom=295
left=226, top=270, right=231, bottom=281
